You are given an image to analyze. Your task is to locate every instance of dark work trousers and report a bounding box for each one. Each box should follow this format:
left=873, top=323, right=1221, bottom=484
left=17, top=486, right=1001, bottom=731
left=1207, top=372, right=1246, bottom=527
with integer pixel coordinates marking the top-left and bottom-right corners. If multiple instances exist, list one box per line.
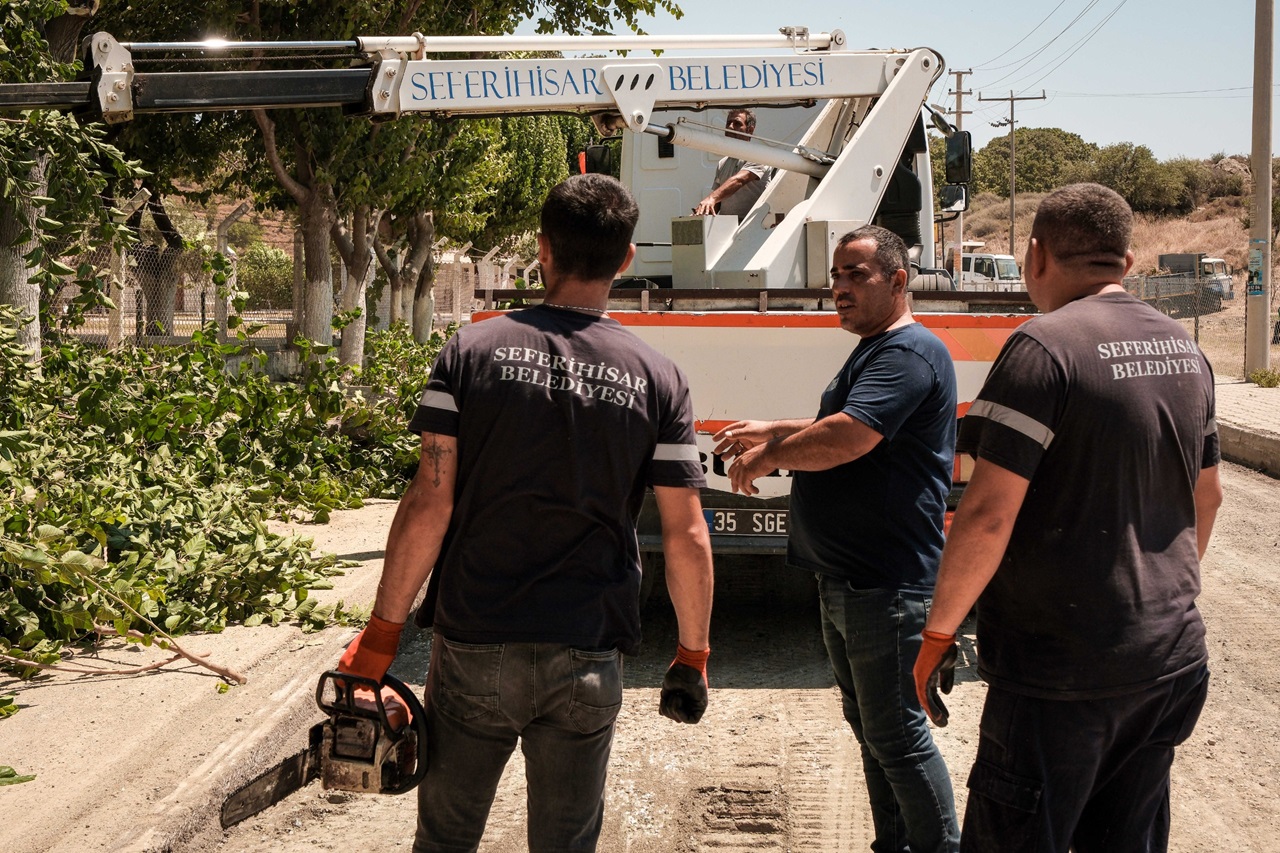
left=961, top=665, right=1209, bottom=853
left=818, top=576, right=961, bottom=853
left=412, top=635, right=623, bottom=853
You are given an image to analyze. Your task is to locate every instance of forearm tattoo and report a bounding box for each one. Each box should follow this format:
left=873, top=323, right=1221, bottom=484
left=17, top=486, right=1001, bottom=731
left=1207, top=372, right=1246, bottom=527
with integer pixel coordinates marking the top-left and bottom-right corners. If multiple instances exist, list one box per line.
left=422, top=436, right=452, bottom=488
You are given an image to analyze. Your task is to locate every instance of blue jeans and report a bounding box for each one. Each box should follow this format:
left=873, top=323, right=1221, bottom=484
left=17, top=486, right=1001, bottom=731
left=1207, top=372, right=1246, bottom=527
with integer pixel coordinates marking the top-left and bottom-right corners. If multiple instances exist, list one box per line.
left=412, top=634, right=623, bottom=853
left=818, top=576, right=960, bottom=853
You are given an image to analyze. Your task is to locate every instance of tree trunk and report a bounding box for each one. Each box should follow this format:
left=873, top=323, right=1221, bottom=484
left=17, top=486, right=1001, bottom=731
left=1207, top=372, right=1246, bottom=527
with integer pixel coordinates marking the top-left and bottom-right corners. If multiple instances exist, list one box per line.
left=140, top=194, right=185, bottom=338
left=412, top=257, right=436, bottom=344
left=389, top=276, right=405, bottom=326
left=136, top=245, right=183, bottom=337
left=298, top=193, right=335, bottom=346
left=409, top=213, right=437, bottom=343
left=375, top=212, right=435, bottom=336
left=252, top=109, right=335, bottom=347
left=333, top=208, right=381, bottom=368
left=338, top=249, right=376, bottom=367
left=0, top=158, right=46, bottom=375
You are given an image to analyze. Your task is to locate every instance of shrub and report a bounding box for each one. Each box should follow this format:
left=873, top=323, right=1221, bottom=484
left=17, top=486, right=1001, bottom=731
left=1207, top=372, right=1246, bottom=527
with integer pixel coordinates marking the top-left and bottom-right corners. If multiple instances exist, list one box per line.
left=0, top=306, right=453, bottom=677
left=1249, top=367, right=1280, bottom=388
left=237, top=242, right=293, bottom=309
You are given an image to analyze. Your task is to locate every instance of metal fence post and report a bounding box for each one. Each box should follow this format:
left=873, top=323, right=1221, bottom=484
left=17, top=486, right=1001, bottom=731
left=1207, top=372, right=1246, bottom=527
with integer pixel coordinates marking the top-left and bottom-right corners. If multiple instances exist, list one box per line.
left=108, top=189, right=150, bottom=348
left=289, top=229, right=304, bottom=343
left=107, top=247, right=125, bottom=348
left=215, top=202, right=250, bottom=343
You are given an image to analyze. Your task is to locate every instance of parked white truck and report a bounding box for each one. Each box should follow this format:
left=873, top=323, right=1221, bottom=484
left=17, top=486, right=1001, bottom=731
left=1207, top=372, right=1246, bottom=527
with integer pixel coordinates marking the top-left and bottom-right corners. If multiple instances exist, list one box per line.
left=4, top=27, right=1033, bottom=567
left=1124, top=252, right=1232, bottom=315
left=943, top=244, right=1024, bottom=291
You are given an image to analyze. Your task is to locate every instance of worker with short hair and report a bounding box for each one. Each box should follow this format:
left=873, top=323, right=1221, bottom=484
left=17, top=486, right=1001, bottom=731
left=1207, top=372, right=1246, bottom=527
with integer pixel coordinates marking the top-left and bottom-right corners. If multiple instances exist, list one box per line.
left=714, top=224, right=961, bottom=853
left=693, top=108, right=773, bottom=219
left=916, top=183, right=1222, bottom=852
left=338, top=173, right=714, bottom=853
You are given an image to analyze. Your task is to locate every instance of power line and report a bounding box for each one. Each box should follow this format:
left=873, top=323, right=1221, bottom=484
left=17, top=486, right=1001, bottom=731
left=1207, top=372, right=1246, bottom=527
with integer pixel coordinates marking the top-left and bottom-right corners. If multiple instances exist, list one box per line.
left=1012, top=0, right=1132, bottom=93
left=973, top=0, right=1072, bottom=70
left=978, top=0, right=1103, bottom=84
left=1052, top=86, right=1252, bottom=97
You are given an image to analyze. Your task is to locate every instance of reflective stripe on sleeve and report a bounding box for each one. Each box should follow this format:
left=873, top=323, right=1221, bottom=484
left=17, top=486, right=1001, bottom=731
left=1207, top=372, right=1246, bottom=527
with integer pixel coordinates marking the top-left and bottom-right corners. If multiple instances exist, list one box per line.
left=419, top=389, right=458, bottom=412
left=968, top=400, right=1054, bottom=449
left=653, top=443, right=701, bottom=462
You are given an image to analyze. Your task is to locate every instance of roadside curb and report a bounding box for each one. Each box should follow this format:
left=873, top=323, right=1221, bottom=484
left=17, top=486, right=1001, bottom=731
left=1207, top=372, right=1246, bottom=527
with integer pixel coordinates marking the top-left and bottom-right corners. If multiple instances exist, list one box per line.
left=0, top=502, right=398, bottom=853
left=1215, top=380, right=1280, bottom=479
left=1218, top=421, right=1280, bottom=477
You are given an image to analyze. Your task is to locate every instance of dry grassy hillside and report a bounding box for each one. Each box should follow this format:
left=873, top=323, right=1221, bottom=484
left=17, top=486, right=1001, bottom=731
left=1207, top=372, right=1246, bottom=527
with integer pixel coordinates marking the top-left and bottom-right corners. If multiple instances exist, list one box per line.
left=958, top=192, right=1250, bottom=274
left=958, top=192, right=1278, bottom=379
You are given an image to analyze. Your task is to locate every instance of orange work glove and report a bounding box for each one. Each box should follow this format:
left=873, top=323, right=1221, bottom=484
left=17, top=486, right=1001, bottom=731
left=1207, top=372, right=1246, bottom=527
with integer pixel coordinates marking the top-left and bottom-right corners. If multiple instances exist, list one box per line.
left=914, top=630, right=958, bottom=727
left=337, top=614, right=404, bottom=685
left=659, top=644, right=709, bottom=724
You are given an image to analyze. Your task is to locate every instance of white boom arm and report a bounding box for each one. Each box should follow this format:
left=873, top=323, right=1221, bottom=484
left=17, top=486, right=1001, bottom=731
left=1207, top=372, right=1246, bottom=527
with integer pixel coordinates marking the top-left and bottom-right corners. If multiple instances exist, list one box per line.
left=2, top=27, right=948, bottom=290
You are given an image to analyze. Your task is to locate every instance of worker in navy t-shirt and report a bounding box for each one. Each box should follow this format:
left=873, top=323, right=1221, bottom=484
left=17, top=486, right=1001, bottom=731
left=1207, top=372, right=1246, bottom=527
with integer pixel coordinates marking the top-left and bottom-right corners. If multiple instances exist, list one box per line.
left=714, top=224, right=961, bottom=853
left=916, top=183, right=1222, bottom=852
left=336, top=174, right=714, bottom=853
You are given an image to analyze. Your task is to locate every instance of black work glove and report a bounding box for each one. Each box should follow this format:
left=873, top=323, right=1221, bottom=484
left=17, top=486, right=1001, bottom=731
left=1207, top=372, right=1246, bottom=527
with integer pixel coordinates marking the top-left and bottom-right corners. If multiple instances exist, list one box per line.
left=914, top=630, right=959, bottom=727
left=659, top=644, right=709, bottom=724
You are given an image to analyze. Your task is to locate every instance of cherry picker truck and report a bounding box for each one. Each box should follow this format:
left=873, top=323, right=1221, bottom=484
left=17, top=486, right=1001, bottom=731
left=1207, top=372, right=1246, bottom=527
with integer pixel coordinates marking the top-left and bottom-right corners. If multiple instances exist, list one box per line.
left=1, top=25, right=1034, bottom=584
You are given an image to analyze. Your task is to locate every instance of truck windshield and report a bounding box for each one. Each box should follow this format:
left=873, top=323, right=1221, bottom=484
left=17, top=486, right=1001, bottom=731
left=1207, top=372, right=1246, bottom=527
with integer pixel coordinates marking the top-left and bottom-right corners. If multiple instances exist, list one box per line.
left=996, top=259, right=1021, bottom=280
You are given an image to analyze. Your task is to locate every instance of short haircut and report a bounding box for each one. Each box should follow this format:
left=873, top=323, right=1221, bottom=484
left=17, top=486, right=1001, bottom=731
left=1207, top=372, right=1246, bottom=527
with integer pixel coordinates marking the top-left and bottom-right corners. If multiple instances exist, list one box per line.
left=835, top=225, right=910, bottom=281
left=540, top=174, right=639, bottom=283
left=1030, top=183, right=1132, bottom=274
left=727, top=108, right=756, bottom=129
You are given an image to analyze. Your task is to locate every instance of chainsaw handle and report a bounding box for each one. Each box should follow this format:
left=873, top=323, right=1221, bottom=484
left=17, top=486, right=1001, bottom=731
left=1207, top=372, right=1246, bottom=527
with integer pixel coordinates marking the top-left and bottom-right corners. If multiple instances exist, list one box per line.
left=378, top=674, right=428, bottom=795
left=315, top=671, right=427, bottom=795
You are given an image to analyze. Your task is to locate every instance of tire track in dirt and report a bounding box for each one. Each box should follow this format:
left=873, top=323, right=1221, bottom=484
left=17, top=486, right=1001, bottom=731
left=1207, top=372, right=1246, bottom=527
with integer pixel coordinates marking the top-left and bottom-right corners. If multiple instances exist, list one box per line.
left=780, top=690, right=866, bottom=852
left=674, top=688, right=864, bottom=853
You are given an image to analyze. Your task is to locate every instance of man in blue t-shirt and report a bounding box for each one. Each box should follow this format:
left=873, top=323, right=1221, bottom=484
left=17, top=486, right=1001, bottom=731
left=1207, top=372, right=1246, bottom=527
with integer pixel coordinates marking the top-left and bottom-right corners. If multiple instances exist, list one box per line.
left=336, top=175, right=714, bottom=853
left=715, top=225, right=960, bottom=853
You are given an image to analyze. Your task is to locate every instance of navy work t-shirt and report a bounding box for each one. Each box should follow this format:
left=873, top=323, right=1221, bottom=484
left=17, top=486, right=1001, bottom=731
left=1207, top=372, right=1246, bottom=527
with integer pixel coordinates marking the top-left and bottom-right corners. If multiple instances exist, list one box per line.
left=407, top=305, right=705, bottom=656
left=787, top=322, right=957, bottom=591
left=958, top=292, right=1218, bottom=699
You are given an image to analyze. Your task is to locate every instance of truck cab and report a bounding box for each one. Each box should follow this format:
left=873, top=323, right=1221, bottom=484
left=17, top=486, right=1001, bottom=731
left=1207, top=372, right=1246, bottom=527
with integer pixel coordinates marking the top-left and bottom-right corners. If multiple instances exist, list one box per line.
left=949, top=253, right=1023, bottom=291
left=1198, top=258, right=1234, bottom=301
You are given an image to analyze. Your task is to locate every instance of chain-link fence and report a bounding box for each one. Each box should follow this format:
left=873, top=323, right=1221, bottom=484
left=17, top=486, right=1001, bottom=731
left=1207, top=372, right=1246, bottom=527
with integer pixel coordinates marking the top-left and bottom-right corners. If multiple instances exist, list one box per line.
left=64, top=232, right=534, bottom=349
left=1121, top=272, right=1236, bottom=344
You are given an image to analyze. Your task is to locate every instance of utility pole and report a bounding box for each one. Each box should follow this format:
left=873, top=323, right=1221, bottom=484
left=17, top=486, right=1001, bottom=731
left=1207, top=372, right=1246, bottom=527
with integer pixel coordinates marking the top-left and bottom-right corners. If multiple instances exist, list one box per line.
left=948, top=69, right=972, bottom=276
left=979, top=89, right=1046, bottom=256
left=1246, top=0, right=1273, bottom=375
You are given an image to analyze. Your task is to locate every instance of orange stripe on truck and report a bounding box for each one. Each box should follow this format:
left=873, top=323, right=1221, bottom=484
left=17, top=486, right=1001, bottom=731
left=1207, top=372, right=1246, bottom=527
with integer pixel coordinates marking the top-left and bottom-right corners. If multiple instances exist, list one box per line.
left=472, top=310, right=1026, bottom=331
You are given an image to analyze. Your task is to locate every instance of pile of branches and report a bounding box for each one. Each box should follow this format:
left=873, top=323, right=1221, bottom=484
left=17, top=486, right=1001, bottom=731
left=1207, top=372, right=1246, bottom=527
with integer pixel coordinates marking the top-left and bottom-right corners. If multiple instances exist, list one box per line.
left=0, top=309, right=448, bottom=677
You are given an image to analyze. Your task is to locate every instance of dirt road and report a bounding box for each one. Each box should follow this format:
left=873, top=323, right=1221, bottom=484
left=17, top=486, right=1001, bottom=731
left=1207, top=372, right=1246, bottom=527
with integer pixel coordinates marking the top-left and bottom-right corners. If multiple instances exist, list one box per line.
left=211, top=461, right=1280, bottom=853
left=3, top=462, right=1277, bottom=852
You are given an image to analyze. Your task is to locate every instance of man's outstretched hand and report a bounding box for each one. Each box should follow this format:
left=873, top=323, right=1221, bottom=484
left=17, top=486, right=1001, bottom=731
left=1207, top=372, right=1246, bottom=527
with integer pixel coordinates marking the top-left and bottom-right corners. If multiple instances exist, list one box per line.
left=338, top=613, right=404, bottom=685
left=914, top=630, right=958, bottom=727
left=660, top=644, right=709, bottom=724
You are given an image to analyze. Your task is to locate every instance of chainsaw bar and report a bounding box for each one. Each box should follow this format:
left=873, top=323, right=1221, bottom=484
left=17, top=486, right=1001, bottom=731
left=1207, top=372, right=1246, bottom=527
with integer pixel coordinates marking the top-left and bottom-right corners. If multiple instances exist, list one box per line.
left=220, top=722, right=323, bottom=828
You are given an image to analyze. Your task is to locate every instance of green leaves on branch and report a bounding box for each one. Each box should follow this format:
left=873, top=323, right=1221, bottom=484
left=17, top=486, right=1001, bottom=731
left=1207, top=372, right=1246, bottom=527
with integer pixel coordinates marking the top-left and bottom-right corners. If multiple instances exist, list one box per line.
left=0, top=306, right=452, bottom=677
left=0, top=766, right=36, bottom=786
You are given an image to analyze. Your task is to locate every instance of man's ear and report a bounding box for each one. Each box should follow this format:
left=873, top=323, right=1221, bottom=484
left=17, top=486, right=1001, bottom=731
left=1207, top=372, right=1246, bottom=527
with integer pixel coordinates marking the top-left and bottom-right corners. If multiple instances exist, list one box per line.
left=1123, top=249, right=1135, bottom=277
left=1027, top=238, right=1047, bottom=280
left=537, top=233, right=551, bottom=270
left=892, top=266, right=909, bottom=294
left=617, top=243, right=637, bottom=278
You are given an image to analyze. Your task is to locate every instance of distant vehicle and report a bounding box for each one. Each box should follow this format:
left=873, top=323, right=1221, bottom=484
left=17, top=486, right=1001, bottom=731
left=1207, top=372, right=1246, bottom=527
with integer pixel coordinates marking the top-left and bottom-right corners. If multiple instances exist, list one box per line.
left=944, top=247, right=1024, bottom=291
left=1124, top=252, right=1232, bottom=315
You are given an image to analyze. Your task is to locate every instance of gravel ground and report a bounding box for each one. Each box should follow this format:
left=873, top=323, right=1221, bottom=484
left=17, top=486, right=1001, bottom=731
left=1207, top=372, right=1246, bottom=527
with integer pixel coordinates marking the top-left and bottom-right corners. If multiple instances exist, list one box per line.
left=3, top=462, right=1276, bottom=853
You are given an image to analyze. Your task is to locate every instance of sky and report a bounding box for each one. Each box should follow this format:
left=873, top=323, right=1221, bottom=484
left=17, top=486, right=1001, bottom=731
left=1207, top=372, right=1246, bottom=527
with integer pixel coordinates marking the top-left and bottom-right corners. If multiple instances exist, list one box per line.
left=519, top=0, right=1272, bottom=161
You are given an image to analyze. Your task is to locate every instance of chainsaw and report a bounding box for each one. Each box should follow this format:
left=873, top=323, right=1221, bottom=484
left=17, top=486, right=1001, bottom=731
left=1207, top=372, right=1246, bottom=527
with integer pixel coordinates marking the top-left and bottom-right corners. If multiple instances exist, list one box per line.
left=220, top=671, right=427, bottom=828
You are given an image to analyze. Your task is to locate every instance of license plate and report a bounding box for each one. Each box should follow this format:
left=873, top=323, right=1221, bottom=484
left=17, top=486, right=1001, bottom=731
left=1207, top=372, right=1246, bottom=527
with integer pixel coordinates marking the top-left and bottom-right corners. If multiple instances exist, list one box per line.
left=703, top=508, right=789, bottom=536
